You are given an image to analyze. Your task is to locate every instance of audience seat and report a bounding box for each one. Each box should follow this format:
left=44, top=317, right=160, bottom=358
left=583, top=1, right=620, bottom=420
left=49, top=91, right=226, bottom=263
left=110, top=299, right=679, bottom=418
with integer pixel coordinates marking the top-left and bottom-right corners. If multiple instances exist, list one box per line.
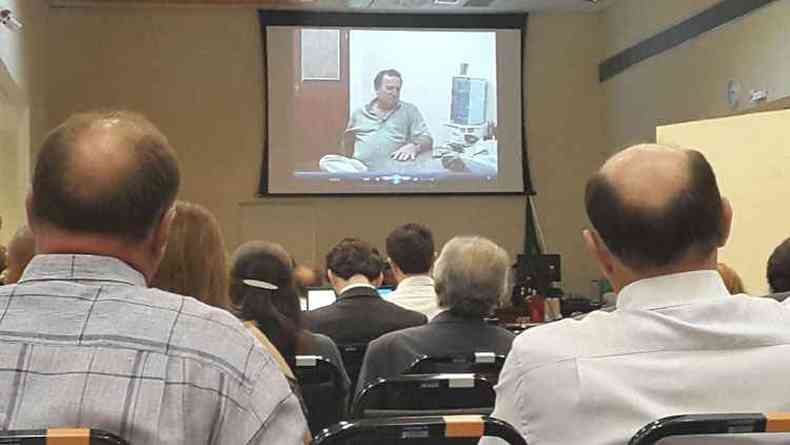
left=338, top=342, right=368, bottom=391
left=294, top=355, right=348, bottom=435
left=630, top=413, right=790, bottom=444
left=405, top=353, right=506, bottom=384
left=0, top=428, right=129, bottom=444
left=312, top=415, right=527, bottom=445
left=351, top=373, right=495, bottom=419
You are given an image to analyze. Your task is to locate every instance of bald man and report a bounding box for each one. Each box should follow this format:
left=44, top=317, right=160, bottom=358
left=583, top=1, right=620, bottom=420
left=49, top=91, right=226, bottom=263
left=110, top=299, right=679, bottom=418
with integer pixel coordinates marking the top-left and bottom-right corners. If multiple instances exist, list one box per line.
left=0, top=111, right=307, bottom=444
left=486, top=144, right=790, bottom=445
left=2, top=225, right=35, bottom=284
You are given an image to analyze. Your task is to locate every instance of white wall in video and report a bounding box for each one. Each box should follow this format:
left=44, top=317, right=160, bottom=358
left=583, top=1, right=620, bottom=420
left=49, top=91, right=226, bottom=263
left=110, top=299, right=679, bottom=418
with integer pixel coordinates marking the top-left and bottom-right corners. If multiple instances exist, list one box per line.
left=348, top=30, right=497, bottom=173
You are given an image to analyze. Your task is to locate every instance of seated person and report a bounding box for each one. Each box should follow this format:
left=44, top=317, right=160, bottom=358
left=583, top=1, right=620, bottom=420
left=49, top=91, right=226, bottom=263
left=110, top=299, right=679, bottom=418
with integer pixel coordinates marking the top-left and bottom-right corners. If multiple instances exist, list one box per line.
left=149, top=201, right=298, bottom=387
left=768, top=237, right=790, bottom=293
left=150, top=200, right=232, bottom=309
left=385, top=223, right=440, bottom=319
left=304, top=237, right=427, bottom=345
left=230, top=240, right=350, bottom=386
left=356, top=236, right=515, bottom=394
left=3, top=110, right=306, bottom=443
left=230, top=241, right=352, bottom=434
left=486, top=144, right=790, bottom=445
left=716, top=261, right=745, bottom=295
left=320, top=69, right=433, bottom=173
left=2, top=225, right=35, bottom=284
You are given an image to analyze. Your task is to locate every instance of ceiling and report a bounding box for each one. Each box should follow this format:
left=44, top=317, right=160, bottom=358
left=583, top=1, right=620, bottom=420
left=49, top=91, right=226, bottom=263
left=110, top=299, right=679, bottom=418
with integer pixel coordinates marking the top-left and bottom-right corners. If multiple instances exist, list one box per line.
left=50, top=0, right=616, bottom=13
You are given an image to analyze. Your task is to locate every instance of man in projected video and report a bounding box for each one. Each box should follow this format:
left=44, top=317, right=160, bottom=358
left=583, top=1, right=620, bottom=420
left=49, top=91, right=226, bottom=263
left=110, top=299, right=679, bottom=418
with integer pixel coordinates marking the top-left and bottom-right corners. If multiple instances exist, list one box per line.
left=320, top=69, right=433, bottom=173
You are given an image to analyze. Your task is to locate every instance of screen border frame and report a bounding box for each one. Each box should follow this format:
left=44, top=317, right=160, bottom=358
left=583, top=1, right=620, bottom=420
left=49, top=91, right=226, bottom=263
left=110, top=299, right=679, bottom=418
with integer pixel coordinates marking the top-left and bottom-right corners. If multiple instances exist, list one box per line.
left=258, top=10, right=534, bottom=197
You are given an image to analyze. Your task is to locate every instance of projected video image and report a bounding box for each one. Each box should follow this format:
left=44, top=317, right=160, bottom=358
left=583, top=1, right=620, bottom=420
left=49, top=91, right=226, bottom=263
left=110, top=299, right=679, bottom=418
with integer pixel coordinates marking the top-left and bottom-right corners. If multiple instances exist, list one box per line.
left=265, top=22, right=524, bottom=194
left=316, top=30, right=498, bottom=180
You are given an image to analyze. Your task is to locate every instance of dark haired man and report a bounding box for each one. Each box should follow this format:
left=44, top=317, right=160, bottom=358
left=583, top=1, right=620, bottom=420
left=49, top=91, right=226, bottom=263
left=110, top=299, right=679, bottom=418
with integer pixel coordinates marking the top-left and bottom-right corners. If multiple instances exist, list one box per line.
left=768, top=237, right=790, bottom=294
left=385, top=223, right=440, bottom=319
left=486, top=144, right=790, bottom=445
left=320, top=69, right=433, bottom=173
left=1, top=111, right=307, bottom=444
left=304, top=237, right=426, bottom=345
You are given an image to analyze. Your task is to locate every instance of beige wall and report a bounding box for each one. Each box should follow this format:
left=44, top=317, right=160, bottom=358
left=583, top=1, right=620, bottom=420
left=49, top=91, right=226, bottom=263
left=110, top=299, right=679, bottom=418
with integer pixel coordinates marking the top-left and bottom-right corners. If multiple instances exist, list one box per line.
left=42, top=6, right=608, bottom=295
left=603, top=0, right=790, bottom=149
left=526, top=13, right=609, bottom=295
left=658, top=109, right=790, bottom=295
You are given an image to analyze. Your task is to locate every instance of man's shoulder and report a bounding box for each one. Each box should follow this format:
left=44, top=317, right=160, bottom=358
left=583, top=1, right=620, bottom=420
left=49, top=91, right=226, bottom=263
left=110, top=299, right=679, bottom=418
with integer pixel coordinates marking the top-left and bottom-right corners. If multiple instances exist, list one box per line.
left=396, top=101, right=424, bottom=116
left=511, top=311, right=614, bottom=370
left=122, top=287, right=270, bottom=377
left=373, top=321, right=429, bottom=345
left=380, top=298, right=428, bottom=321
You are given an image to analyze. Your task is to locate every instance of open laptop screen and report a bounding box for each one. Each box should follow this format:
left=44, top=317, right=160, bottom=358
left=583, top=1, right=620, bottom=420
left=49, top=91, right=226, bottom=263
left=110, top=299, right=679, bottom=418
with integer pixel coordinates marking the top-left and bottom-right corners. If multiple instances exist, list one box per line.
left=306, top=286, right=395, bottom=311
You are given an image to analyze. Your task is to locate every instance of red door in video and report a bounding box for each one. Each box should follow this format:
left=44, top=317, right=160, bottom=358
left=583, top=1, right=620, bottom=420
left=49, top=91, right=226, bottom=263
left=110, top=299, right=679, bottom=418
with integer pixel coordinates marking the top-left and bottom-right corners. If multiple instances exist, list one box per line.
left=290, top=28, right=350, bottom=171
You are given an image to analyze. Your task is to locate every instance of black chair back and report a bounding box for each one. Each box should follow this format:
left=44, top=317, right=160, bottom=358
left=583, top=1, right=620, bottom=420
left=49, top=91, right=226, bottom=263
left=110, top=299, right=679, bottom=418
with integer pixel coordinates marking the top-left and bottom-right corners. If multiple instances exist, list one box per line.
left=630, top=412, right=790, bottom=445
left=0, top=428, right=129, bottom=445
left=351, top=373, right=495, bottom=419
left=294, top=355, right=348, bottom=435
left=313, top=415, right=527, bottom=445
left=338, top=342, right=368, bottom=391
left=405, top=353, right=506, bottom=384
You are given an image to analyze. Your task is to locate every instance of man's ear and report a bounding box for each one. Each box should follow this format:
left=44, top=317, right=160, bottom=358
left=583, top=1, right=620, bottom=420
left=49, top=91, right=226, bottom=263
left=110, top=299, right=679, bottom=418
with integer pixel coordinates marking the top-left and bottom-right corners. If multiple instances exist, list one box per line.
left=719, top=197, right=733, bottom=247
left=390, top=262, right=404, bottom=280
left=373, top=272, right=384, bottom=288
left=583, top=229, right=615, bottom=282
left=326, top=269, right=336, bottom=286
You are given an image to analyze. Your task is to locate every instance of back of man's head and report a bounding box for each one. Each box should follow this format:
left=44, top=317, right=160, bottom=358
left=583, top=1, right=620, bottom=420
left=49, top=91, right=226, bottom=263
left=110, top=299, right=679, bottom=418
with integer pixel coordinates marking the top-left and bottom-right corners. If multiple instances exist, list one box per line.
left=386, top=223, right=434, bottom=275
left=31, top=110, right=180, bottom=242
left=326, top=238, right=384, bottom=282
left=585, top=144, right=725, bottom=272
left=768, top=238, right=790, bottom=293
left=433, top=236, right=509, bottom=317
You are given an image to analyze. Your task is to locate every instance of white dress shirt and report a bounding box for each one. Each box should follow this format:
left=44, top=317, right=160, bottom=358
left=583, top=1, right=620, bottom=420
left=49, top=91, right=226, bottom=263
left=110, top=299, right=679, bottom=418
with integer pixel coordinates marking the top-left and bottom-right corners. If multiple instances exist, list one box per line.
left=387, top=275, right=442, bottom=320
left=486, top=270, right=790, bottom=445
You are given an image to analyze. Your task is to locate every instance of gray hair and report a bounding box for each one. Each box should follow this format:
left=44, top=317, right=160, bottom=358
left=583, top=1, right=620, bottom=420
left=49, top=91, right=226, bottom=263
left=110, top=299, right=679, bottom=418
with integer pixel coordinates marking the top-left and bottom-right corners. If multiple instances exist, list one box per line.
left=433, top=236, right=510, bottom=317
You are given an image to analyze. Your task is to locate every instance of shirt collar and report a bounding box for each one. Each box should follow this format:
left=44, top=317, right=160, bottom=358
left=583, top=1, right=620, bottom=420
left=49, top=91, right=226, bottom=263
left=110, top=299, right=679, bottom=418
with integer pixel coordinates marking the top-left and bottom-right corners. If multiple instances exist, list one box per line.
left=339, top=282, right=377, bottom=295
left=616, top=270, right=730, bottom=311
left=396, top=275, right=434, bottom=289
left=430, top=309, right=485, bottom=324
left=364, top=98, right=402, bottom=119
left=18, top=254, right=147, bottom=287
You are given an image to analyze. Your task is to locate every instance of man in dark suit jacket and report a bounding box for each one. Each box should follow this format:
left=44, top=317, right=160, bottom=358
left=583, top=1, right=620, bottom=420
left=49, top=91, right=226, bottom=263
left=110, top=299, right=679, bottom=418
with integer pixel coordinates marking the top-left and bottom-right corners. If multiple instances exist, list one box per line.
left=304, top=237, right=427, bottom=346
left=355, top=236, right=515, bottom=395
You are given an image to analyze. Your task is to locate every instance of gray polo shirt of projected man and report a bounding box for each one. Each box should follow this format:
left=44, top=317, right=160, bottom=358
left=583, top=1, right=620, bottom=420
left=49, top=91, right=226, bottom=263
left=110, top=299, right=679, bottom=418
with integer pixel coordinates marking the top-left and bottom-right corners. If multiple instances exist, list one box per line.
left=348, top=100, right=431, bottom=170
left=320, top=100, right=432, bottom=173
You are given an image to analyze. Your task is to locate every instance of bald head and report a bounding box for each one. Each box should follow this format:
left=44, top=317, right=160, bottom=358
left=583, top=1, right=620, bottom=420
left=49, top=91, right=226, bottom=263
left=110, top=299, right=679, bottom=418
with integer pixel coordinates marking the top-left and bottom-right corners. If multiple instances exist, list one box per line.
left=31, top=110, right=180, bottom=241
left=585, top=143, right=726, bottom=271
left=601, top=144, right=689, bottom=210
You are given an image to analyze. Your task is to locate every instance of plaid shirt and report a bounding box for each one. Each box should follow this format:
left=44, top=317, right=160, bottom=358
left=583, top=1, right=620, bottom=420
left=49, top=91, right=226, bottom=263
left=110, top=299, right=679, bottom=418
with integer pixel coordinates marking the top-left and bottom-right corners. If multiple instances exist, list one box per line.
left=0, top=254, right=307, bottom=444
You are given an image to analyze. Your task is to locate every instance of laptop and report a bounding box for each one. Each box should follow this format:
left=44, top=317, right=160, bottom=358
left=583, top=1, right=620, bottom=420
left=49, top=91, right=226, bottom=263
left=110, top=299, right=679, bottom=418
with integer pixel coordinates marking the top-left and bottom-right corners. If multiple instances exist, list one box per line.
left=305, top=286, right=395, bottom=311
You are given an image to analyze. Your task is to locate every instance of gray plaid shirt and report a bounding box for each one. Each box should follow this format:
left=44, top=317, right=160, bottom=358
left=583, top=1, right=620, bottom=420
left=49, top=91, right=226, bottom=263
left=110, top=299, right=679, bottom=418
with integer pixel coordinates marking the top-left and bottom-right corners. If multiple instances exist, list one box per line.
left=0, top=254, right=307, bottom=444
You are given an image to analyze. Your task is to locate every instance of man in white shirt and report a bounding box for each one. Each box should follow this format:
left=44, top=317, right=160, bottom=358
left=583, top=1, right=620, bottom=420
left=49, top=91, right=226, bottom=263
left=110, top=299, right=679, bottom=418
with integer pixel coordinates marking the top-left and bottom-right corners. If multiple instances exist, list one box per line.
left=385, top=223, right=441, bottom=319
left=488, top=144, right=790, bottom=445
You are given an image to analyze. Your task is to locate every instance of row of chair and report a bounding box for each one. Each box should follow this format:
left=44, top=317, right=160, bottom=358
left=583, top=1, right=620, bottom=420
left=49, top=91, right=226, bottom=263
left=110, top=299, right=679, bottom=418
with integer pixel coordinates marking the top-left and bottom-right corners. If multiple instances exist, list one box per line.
left=295, top=351, right=507, bottom=433
left=11, top=413, right=790, bottom=444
